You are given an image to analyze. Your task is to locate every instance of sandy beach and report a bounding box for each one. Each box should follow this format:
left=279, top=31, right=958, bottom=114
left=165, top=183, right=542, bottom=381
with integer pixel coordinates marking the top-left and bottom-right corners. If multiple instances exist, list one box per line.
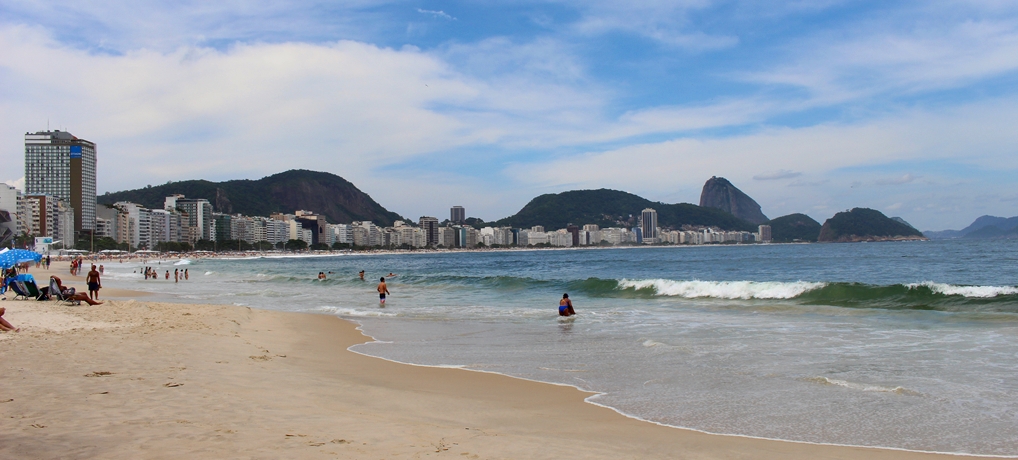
left=0, top=268, right=984, bottom=459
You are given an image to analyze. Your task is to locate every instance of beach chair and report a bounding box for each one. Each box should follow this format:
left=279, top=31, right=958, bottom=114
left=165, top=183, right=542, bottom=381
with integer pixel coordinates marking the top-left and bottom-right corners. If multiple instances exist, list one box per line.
left=9, top=281, right=30, bottom=300
left=23, top=280, right=41, bottom=300
left=49, top=278, right=80, bottom=306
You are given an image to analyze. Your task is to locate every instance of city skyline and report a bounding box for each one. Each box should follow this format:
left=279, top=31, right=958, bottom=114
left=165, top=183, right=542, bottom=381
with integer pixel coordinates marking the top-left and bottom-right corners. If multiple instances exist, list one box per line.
left=2, top=2, right=1018, bottom=231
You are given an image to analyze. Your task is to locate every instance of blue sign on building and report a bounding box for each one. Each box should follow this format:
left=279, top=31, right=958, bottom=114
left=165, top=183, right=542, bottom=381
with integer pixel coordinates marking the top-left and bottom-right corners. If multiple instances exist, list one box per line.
left=70, top=145, right=82, bottom=158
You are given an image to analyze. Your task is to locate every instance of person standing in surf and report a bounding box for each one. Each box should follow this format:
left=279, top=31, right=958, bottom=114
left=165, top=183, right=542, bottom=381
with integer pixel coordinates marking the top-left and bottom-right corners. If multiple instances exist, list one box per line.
left=377, top=277, right=390, bottom=306
left=559, top=293, right=575, bottom=317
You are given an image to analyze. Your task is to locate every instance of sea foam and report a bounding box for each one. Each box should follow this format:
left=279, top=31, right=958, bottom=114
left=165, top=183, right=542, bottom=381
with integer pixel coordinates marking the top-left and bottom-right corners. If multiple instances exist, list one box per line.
left=909, top=281, right=1018, bottom=298
left=618, top=279, right=826, bottom=299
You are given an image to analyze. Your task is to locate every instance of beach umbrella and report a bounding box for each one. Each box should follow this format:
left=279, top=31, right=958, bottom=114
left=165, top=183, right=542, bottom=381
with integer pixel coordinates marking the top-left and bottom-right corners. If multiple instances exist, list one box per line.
left=0, top=248, right=42, bottom=269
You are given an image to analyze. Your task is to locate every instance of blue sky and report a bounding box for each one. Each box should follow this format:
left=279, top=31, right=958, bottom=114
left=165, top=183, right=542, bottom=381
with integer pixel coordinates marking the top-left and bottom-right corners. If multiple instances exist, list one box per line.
left=2, top=1, right=1018, bottom=230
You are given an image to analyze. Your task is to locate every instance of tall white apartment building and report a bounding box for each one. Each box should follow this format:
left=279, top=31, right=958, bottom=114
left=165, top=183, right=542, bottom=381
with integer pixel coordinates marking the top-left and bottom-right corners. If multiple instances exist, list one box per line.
left=114, top=202, right=152, bottom=249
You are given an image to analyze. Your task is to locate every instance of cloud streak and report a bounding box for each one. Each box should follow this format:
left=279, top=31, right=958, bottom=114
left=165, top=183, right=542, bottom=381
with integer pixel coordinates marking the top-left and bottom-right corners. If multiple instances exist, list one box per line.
left=417, top=8, right=456, bottom=21
left=754, top=170, right=802, bottom=180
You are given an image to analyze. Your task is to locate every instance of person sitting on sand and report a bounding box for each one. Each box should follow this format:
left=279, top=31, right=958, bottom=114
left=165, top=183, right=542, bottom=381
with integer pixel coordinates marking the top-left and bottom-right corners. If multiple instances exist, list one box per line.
left=559, top=293, right=575, bottom=317
left=377, top=277, right=390, bottom=305
left=0, top=307, right=19, bottom=332
left=51, top=275, right=104, bottom=306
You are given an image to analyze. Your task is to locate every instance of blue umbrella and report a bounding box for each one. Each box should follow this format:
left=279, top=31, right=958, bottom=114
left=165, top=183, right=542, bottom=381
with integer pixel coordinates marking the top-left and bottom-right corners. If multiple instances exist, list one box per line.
left=0, top=248, right=43, bottom=270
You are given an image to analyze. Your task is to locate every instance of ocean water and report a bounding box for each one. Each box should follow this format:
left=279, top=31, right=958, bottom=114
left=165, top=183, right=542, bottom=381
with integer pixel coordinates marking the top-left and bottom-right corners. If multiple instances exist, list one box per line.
left=103, top=239, right=1018, bottom=456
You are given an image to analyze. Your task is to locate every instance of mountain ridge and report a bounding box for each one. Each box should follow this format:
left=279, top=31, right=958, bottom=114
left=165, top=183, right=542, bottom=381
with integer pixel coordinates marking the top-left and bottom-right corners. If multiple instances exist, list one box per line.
left=493, top=188, right=758, bottom=231
left=699, top=176, right=769, bottom=224
left=97, top=170, right=405, bottom=226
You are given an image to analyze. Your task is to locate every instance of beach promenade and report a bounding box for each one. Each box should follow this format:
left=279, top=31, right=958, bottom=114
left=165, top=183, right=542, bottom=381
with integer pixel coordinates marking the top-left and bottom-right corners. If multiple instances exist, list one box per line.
left=0, top=267, right=980, bottom=459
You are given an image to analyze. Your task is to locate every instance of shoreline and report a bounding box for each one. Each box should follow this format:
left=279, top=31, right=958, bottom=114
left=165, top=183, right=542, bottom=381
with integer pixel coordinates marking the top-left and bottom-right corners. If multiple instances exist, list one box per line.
left=344, top=322, right=1006, bottom=459
left=0, top=271, right=996, bottom=458
left=37, top=234, right=932, bottom=266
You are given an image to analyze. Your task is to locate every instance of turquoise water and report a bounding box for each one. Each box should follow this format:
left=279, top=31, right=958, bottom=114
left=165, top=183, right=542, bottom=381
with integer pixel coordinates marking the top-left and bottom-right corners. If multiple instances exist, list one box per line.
left=106, top=239, right=1018, bottom=455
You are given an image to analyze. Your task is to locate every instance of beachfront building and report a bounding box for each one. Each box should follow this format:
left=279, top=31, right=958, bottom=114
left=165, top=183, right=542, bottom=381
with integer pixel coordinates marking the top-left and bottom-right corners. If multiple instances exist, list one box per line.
left=94, top=217, right=113, bottom=240
left=758, top=225, right=772, bottom=243
left=330, top=223, right=351, bottom=246
left=150, top=209, right=183, bottom=246
left=114, top=202, right=152, bottom=249
left=641, top=208, right=658, bottom=243
left=450, top=206, right=465, bottom=224
left=437, top=226, right=455, bottom=248
left=24, top=130, right=97, bottom=233
left=0, top=184, right=22, bottom=237
left=21, top=194, right=59, bottom=239
left=418, top=216, right=439, bottom=247
left=172, top=196, right=214, bottom=242
left=582, top=224, right=600, bottom=246
left=54, top=200, right=75, bottom=248
left=295, top=210, right=330, bottom=246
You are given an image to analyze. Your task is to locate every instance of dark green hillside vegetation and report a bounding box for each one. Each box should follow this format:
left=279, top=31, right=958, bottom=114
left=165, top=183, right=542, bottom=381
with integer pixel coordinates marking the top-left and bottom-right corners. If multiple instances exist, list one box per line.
left=767, top=213, right=821, bottom=242
left=495, top=189, right=757, bottom=231
left=964, top=225, right=1018, bottom=239
left=817, top=208, right=925, bottom=242
left=99, top=170, right=404, bottom=226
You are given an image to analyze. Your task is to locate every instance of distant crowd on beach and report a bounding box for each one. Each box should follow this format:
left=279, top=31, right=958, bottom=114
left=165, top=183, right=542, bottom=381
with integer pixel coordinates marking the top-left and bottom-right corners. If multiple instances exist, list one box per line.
left=139, top=266, right=190, bottom=283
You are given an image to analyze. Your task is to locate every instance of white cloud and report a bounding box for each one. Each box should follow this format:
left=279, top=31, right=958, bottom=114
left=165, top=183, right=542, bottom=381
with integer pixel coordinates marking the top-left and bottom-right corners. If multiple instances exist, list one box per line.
left=567, top=0, right=738, bottom=50
left=754, top=169, right=801, bottom=180
left=417, top=9, right=456, bottom=21
left=874, top=174, right=919, bottom=186
left=741, top=17, right=1018, bottom=102
left=3, top=177, right=25, bottom=191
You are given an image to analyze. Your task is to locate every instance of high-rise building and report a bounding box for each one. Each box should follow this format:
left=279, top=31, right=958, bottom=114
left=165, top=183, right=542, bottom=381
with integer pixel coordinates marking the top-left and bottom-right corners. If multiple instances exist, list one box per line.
left=450, top=206, right=465, bottom=223
left=24, top=130, right=97, bottom=233
left=641, top=208, right=658, bottom=243
left=114, top=202, right=151, bottom=249
left=758, top=225, right=772, bottom=243
left=171, top=196, right=214, bottom=242
left=566, top=225, right=580, bottom=247
left=22, top=194, right=57, bottom=238
left=419, top=216, right=439, bottom=246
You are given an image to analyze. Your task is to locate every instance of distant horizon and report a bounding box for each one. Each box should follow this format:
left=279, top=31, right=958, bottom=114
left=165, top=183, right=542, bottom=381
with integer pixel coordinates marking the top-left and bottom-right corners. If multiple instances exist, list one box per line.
left=2, top=2, right=1017, bottom=230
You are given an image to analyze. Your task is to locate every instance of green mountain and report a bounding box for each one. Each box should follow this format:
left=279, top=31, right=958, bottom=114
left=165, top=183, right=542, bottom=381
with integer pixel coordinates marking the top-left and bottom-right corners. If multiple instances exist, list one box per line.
left=767, top=213, right=821, bottom=242
left=494, top=189, right=757, bottom=231
left=98, top=170, right=405, bottom=226
left=817, top=208, right=925, bottom=242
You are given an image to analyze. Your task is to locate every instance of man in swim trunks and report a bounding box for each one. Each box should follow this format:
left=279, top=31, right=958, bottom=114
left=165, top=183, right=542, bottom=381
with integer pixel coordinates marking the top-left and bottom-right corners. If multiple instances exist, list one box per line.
left=559, top=293, right=575, bottom=316
left=377, top=277, right=390, bottom=305
left=359, top=270, right=365, bottom=281
left=86, top=265, right=102, bottom=300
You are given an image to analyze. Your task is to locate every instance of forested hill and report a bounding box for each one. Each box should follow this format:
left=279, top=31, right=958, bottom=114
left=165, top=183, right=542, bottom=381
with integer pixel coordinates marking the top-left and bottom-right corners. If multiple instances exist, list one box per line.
left=817, top=208, right=925, bottom=242
left=98, top=170, right=405, bottom=226
left=493, top=189, right=757, bottom=231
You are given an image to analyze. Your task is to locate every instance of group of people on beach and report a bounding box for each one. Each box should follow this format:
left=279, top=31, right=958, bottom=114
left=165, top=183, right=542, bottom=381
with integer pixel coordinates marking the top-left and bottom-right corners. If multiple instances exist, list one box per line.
left=142, top=266, right=189, bottom=282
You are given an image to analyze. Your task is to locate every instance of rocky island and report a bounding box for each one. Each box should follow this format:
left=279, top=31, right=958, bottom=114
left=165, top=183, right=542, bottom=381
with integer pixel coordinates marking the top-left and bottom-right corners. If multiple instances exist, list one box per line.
left=817, top=208, right=927, bottom=242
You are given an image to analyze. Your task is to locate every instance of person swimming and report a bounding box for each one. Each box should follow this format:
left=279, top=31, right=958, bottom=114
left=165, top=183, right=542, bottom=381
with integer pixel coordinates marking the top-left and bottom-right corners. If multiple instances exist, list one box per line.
left=559, top=293, right=575, bottom=317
